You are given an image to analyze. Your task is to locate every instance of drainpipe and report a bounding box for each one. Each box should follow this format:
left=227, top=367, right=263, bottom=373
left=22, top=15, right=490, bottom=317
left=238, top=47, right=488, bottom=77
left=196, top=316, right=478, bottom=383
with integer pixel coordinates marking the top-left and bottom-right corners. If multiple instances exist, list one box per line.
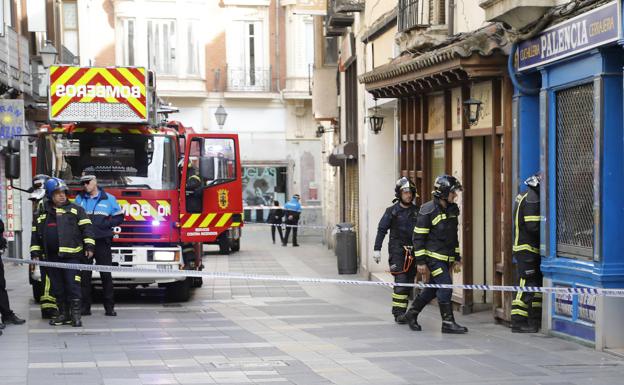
left=508, top=43, right=540, bottom=95
left=448, top=0, right=455, bottom=36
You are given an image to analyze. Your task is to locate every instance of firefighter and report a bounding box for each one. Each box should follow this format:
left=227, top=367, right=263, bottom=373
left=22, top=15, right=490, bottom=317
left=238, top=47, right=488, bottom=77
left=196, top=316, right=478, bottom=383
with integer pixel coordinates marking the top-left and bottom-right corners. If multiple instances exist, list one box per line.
left=0, top=215, right=26, bottom=335
left=29, top=174, right=58, bottom=319
left=405, top=175, right=467, bottom=334
left=31, top=178, right=95, bottom=327
left=282, top=194, right=302, bottom=247
left=373, top=177, right=419, bottom=324
left=75, top=175, right=124, bottom=316
left=184, top=160, right=203, bottom=213
left=267, top=200, right=284, bottom=244
left=511, top=173, right=542, bottom=333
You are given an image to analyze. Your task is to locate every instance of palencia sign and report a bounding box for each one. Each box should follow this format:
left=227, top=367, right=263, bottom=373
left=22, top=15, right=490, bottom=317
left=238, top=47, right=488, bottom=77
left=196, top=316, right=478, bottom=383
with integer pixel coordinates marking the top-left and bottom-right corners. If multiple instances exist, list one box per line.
left=518, top=1, right=620, bottom=71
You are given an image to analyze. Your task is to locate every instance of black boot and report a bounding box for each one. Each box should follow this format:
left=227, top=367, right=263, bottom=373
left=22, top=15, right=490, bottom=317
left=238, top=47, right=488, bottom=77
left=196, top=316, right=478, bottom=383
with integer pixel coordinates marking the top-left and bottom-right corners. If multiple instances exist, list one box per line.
left=511, top=322, right=538, bottom=333
left=50, top=303, right=72, bottom=326
left=104, top=304, right=117, bottom=317
left=404, top=296, right=427, bottom=331
left=71, top=299, right=82, bottom=327
left=41, top=307, right=59, bottom=320
left=394, top=313, right=407, bottom=324
left=81, top=305, right=91, bottom=316
left=439, top=302, right=468, bottom=334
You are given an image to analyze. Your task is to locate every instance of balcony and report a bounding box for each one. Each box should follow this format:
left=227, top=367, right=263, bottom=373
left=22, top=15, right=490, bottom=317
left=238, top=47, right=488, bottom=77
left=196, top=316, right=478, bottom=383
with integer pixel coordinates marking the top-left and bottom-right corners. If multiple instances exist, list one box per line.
left=479, top=0, right=556, bottom=29
left=396, top=0, right=448, bottom=53
left=226, top=66, right=272, bottom=93
left=333, top=0, right=364, bottom=13
left=326, top=0, right=355, bottom=29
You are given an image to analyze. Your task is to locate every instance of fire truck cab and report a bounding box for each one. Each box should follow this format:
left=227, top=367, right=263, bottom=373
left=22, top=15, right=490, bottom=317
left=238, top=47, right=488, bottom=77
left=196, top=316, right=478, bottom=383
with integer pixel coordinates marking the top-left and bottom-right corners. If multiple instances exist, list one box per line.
left=5, top=66, right=243, bottom=302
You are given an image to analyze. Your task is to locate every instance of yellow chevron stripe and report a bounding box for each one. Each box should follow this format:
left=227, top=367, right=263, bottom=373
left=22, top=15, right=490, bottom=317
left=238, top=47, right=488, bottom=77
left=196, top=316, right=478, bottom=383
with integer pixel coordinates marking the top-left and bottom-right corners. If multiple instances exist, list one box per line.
left=52, top=68, right=104, bottom=115
left=215, top=213, right=232, bottom=227
left=99, top=69, right=146, bottom=117
left=117, top=67, right=146, bottom=95
left=137, top=200, right=160, bottom=219
left=183, top=214, right=201, bottom=228
left=198, top=213, right=217, bottom=228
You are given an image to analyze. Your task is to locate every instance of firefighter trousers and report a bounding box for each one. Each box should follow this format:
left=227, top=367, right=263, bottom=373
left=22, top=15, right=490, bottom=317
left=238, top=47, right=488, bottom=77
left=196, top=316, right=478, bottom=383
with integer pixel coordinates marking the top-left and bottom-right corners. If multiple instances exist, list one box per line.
left=81, top=238, right=114, bottom=310
left=389, top=248, right=416, bottom=316
left=511, top=252, right=542, bottom=326
left=39, top=266, right=58, bottom=315
left=413, top=259, right=453, bottom=306
left=49, top=257, right=82, bottom=304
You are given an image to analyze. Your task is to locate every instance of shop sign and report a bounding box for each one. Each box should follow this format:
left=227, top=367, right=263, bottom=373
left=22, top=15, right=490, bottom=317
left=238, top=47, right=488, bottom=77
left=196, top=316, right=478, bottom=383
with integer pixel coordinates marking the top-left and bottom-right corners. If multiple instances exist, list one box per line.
left=518, top=1, right=620, bottom=71
left=0, top=100, right=25, bottom=139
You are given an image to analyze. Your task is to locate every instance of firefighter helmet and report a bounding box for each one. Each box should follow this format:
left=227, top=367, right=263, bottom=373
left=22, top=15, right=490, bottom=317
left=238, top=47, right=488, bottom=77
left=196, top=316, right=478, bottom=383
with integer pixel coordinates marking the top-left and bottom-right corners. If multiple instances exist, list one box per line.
left=44, top=177, right=69, bottom=200
left=432, top=175, right=463, bottom=199
left=524, top=172, right=542, bottom=188
left=395, top=177, right=417, bottom=200
left=32, top=174, right=50, bottom=189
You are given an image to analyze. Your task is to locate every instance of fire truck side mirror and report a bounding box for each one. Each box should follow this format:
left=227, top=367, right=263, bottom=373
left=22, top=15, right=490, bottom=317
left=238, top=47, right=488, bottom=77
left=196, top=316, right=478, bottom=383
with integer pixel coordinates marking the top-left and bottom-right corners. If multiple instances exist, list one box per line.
left=5, top=154, right=20, bottom=179
left=199, top=156, right=215, bottom=181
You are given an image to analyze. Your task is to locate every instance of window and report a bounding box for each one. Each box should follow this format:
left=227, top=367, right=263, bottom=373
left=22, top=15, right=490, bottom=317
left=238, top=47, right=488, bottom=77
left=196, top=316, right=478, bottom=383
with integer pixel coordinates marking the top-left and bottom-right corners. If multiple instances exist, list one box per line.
left=428, top=0, right=446, bottom=25
left=227, top=20, right=268, bottom=91
left=62, top=1, right=79, bottom=56
left=38, top=133, right=178, bottom=190
left=148, top=19, right=176, bottom=74
left=187, top=20, right=200, bottom=75
left=324, top=37, right=338, bottom=65
left=120, top=18, right=136, bottom=66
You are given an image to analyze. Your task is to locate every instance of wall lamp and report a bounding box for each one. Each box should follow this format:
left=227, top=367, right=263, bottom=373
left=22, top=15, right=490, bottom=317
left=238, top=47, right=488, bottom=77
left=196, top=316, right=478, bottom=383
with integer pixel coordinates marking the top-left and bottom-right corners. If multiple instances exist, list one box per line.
left=463, top=97, right=483, bottom=126
left=316, top=124, right=335, bottom=138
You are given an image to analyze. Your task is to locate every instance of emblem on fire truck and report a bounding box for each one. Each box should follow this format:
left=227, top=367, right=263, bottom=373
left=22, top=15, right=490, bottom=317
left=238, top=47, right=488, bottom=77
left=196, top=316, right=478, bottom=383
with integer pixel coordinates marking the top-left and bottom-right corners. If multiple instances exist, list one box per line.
left=218, top=189, right=229, bottom=209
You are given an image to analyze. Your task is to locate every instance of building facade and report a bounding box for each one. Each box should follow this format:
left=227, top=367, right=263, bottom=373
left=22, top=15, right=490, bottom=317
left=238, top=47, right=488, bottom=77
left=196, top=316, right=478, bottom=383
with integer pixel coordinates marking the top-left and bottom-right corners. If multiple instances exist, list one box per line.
left=489, top=0, right=624, bottom=350
left=75, top=0, right=322, bottom=212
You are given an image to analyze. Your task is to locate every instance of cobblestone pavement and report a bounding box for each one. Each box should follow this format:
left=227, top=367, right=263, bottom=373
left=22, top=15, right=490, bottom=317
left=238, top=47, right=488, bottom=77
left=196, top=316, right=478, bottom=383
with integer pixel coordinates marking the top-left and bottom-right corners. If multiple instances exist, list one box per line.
left=1, top=228, right=623, bottom=385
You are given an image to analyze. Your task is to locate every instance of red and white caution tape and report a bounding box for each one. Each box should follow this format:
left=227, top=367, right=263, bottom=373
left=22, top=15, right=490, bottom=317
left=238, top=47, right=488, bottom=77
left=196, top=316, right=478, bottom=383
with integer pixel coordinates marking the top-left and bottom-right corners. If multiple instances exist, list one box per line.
left=4, top=257, right=624, bottom=297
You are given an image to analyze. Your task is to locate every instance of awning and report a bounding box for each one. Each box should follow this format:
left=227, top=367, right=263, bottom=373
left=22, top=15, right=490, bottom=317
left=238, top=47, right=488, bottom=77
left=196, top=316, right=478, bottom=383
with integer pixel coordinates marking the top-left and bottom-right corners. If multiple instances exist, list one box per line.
left=359, top=23, right=510, bottom=98
left=327, top=141, right=358, bottom=167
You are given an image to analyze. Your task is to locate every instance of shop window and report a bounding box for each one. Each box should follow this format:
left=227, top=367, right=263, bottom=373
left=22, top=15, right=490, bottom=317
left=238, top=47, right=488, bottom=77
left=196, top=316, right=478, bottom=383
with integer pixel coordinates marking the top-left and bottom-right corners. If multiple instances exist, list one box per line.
left=555, top=83, right=595, bottom=258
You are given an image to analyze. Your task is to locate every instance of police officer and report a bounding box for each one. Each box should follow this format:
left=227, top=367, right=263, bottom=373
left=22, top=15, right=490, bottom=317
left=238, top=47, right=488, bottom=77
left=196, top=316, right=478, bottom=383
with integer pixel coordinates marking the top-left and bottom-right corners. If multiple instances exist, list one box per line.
left=267, top=200, right=284, bottom=244
left=511, top=173, right=542, bottom=333
left=75, top=175, right=124, bottom=316
left=0, top=215, right=26, bottom=336
left=405, top=175, right=467, bottom=334
left=31, top=178, right=95, bottom=327
left=283, top=194, right=302, bottom=247
left=373, top=177, right=419, bottom=324
left=29, top=174, right=58, bottom=319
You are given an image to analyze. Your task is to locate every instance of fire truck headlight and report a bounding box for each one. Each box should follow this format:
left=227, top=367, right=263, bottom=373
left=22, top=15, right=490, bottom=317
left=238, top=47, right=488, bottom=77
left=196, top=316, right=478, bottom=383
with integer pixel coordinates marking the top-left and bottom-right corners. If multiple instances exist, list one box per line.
left=152, top=220, right=160, bottom=226
left=153, top=251, right=175, bottom=262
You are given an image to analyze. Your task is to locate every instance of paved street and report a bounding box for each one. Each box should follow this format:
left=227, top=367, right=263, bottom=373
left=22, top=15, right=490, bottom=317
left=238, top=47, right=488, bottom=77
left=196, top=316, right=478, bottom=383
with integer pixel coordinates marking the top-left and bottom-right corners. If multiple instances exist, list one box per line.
left=1, top=227, right=623, bottom=385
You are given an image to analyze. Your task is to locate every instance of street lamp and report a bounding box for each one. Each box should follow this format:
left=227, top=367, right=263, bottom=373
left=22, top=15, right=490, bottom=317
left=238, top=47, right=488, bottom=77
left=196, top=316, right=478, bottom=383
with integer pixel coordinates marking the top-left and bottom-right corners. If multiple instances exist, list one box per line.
left=463, top=97, right=483, bottom=126
left=40, top=40, right=58, bottom=69
left=315, top=124, right=335, bottom=138
left=368, top=99, right=384, bottom=134
left=214, top=104, right=228, bottom=129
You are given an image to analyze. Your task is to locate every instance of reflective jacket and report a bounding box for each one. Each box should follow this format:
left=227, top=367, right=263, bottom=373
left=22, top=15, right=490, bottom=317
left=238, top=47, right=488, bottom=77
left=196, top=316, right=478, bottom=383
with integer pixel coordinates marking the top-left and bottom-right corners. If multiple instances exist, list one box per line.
left=513, top=188, right=540, bottom=255
left=30, top=201, right=95, bottom=260
left=75, top=189, right=124, bottom=239
left=374, top=203, right=419, bottom=254
left=412, top=198, right=461, bottom=265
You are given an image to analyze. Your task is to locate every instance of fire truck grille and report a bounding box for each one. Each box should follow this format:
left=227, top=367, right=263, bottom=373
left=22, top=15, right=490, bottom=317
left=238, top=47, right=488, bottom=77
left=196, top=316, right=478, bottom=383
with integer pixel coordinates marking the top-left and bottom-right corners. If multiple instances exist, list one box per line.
left=117, top=221, right=164, bottom=240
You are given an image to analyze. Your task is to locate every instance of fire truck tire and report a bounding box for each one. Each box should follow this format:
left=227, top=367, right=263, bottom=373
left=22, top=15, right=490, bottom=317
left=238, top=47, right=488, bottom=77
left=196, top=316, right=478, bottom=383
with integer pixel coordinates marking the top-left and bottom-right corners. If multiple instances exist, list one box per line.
left=165, top=279, right=191, bottom=302
left=32, top=281, right=43, bottom=303
left=230, top=239, right=240, bottom=252
left=219, top=235, right=231, bottom=255
left=191, top=277, right=203, bottom=288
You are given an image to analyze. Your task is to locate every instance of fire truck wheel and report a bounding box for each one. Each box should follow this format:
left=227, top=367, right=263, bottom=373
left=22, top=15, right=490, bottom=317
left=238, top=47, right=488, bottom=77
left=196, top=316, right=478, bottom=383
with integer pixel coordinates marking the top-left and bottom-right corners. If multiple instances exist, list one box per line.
left=165, top=279, right=191, bottom=302
left=218, top=235, right=231, bottom=255
left=32, top=281, right=43, bottom=303
left=230, top=239, right=240, bottom=252
left=191, top=277, right=203, bottom=288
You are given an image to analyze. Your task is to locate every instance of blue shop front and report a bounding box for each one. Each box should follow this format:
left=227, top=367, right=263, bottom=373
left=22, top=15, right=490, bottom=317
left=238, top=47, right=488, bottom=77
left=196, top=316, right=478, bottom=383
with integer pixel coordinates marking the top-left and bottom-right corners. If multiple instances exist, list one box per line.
left=513, top=0, right=624, bottom=350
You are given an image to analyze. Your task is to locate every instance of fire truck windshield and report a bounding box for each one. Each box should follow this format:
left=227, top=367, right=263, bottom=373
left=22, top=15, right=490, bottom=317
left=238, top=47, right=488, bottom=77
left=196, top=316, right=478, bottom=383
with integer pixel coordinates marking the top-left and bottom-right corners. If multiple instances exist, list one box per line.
left=37, top=133, right=178, bottom=189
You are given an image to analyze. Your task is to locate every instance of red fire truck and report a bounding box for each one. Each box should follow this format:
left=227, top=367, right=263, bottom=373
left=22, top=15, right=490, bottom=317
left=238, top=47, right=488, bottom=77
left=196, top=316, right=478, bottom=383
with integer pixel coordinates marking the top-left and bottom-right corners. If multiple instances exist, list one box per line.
left=6, top=66, right=243, bottom=301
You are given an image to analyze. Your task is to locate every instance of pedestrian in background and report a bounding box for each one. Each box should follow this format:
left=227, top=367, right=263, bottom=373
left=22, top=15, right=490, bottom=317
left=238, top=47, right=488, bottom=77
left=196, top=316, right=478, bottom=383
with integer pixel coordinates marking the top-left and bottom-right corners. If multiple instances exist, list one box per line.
left=0, top=215, right=26, bottom=337
left=282, top=194, right=302, bottom=247
left=267, top=200, right=284, bottom=244
left=511, top=173, right=542, bottom=333
left=373, top=177, right=419, bottom=324
left=75, top=175, right=124, bottom=317
left=31, top=178, right=95, bottom=327
left=29, top=174, right=58, bottom=320
left=405, top=175, right=467, bottom=334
